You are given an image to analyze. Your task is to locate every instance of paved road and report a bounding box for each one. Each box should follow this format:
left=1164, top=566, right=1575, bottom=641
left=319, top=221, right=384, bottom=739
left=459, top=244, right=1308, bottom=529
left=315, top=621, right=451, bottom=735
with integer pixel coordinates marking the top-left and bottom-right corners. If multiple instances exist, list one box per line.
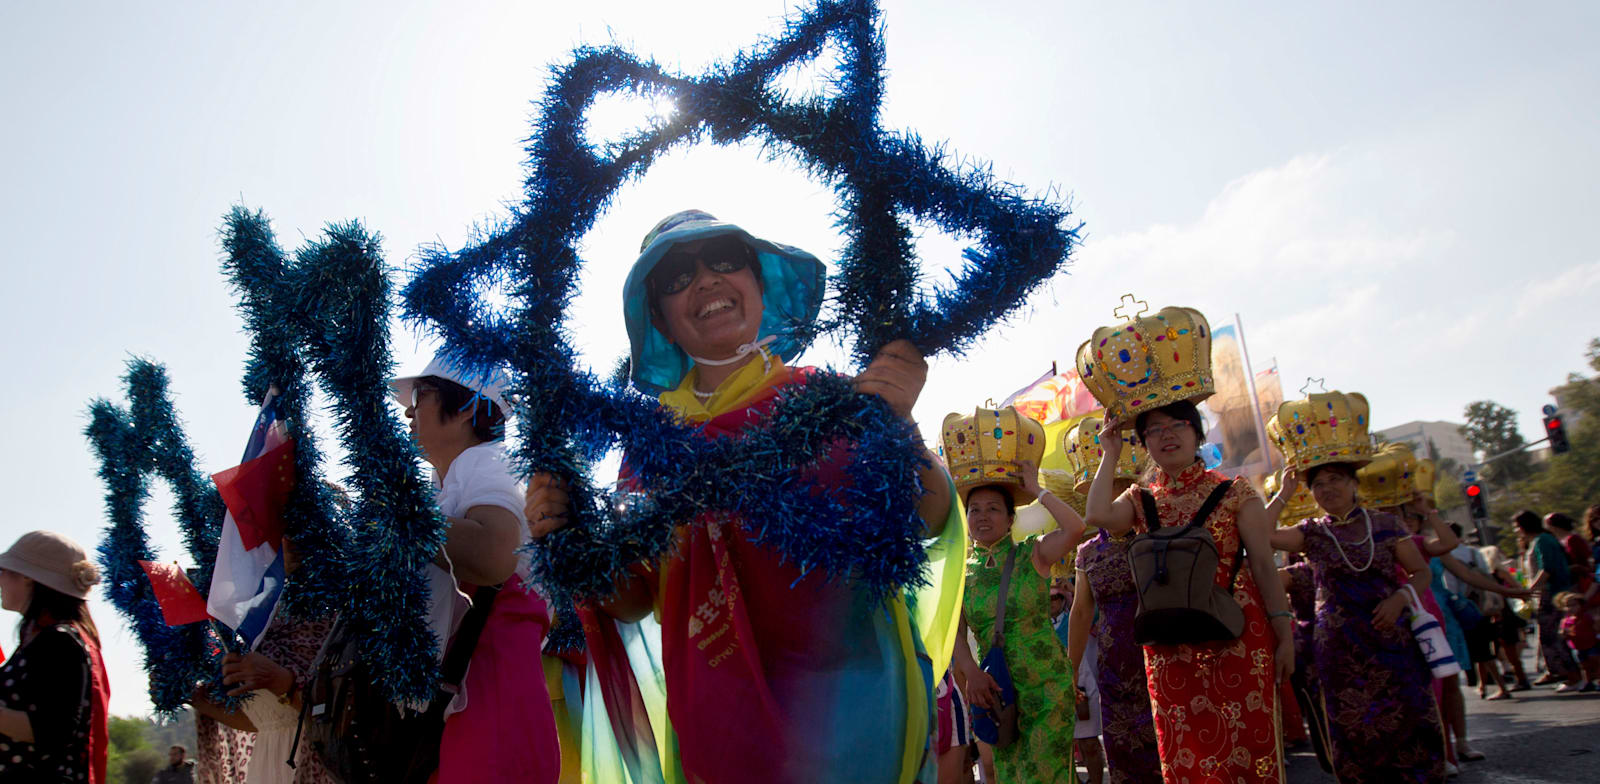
left=1286, top=672, right=1600, bottom=783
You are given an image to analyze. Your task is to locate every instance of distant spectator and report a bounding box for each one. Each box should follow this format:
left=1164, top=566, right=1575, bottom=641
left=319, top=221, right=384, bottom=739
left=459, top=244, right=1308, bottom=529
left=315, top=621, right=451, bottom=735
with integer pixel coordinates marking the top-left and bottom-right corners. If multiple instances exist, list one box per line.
left=1514, top=510, right=1581, bottom=689
left=1584, top=505, right=1600, bottom=558
left=1546, top=513, right=1593, bottom=576
left=1556, top=591, right=1600, bottom=689
left=151, top=745, right=196, bottom=784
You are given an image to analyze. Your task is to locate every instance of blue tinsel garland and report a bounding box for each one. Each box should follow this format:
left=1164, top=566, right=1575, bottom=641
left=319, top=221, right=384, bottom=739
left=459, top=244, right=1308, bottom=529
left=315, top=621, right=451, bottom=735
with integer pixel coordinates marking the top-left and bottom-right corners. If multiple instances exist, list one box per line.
left=87, top=362, right=231, bottom=712
left=219, top=208, right=445, bottom=702
left=402, top=0, right=1078, bottom=611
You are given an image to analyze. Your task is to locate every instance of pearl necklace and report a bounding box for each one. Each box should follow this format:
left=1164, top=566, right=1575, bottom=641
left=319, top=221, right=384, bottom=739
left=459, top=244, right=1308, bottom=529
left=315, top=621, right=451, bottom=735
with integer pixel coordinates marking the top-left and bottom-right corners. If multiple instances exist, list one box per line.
left=1323, top=508, right=1375, bottom=573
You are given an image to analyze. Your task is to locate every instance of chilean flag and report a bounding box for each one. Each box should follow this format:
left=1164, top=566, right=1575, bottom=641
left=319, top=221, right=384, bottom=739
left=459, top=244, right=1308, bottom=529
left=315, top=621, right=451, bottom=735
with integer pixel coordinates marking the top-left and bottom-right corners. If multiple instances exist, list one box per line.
left=206, top=389, right=297, bottom=649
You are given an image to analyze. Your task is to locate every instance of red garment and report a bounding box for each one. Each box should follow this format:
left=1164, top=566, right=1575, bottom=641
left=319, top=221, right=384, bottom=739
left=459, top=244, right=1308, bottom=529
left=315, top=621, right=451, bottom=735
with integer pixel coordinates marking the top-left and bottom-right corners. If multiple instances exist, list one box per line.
left=1562, top=613, right=1597, bottom=650
left=1128, top=462, right=1283, bottom=783
left=1561, top=533, right=1593, bottom=576
left=83, top=631, right=110, bottom=784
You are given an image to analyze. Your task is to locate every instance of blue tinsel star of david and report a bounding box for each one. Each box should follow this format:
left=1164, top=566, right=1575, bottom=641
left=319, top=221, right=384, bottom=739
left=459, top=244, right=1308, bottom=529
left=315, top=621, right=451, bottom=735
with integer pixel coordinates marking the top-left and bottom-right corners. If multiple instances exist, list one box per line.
left=402, top=0, right=1081, bottom=613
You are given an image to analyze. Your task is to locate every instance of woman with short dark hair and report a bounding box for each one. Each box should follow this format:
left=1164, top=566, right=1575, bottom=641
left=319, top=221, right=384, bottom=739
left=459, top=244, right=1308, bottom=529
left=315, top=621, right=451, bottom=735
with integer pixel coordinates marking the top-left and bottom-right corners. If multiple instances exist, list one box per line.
left=1085, top=400, right=1292, bottom=783
left=1515, top=510, right=1581, bottom=690
left=0, top=530, right=110, bottom=783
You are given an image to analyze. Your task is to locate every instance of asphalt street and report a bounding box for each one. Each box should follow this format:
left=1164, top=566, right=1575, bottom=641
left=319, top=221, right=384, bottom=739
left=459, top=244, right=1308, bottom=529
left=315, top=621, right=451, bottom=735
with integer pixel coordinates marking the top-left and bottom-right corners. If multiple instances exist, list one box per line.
left=1286, top=664, right=1600, bottom=783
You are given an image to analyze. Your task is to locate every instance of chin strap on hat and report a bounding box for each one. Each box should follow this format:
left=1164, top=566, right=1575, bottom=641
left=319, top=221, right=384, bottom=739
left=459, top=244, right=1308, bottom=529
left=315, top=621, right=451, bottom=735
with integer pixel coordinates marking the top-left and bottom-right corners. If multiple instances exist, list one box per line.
left=688, top=334, right=777, bottom=373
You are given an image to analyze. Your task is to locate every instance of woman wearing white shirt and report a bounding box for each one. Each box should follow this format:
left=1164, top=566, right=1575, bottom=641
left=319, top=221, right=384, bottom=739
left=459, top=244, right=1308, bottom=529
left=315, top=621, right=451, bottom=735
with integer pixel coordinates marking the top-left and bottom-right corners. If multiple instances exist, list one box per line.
left=394, top=356, right=560, bottom=784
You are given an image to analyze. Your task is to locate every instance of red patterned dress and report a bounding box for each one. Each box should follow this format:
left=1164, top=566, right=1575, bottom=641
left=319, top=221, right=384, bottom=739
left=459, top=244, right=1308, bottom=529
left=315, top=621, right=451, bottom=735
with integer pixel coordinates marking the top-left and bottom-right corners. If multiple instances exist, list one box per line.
left=1124, top=462, right=1283, bottom=783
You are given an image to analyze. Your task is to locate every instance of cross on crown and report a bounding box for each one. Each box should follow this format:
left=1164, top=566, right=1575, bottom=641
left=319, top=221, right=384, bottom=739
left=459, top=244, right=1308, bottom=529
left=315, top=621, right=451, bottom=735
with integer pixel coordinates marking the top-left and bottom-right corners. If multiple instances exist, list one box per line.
left=1112, top=293, right=1149, bottom=322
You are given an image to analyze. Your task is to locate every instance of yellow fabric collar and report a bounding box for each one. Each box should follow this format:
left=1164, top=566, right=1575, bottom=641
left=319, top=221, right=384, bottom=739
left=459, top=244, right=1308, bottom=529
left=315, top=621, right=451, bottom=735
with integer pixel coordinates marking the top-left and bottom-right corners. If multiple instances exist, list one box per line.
left=657, top=354, right=790, bottom=423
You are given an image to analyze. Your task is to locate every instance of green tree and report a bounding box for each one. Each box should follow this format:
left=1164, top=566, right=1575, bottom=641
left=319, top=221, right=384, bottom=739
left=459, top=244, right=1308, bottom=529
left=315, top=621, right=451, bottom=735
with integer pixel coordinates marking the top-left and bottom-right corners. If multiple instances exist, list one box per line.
left=1502, top=338, right=1600, bottom=522
left=1460, top=401, right=1533, bottom=486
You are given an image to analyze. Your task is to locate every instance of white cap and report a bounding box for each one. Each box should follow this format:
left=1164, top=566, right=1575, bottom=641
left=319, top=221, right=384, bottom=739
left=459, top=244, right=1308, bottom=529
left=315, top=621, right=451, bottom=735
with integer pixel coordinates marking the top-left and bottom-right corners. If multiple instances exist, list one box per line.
left=390, top=353, right=512, bottom=419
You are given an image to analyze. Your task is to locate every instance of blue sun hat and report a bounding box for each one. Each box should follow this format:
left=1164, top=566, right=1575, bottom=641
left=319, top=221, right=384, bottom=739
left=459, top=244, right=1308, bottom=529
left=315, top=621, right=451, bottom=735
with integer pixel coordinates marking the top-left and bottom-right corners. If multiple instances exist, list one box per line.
left=623, top=210, right=827, bottom=395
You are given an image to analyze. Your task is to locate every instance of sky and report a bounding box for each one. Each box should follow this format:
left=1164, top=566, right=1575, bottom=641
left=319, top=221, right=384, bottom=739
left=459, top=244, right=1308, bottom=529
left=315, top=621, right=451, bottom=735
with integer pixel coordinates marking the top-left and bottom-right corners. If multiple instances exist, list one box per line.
left=2, top=0, right=1597, bottom=717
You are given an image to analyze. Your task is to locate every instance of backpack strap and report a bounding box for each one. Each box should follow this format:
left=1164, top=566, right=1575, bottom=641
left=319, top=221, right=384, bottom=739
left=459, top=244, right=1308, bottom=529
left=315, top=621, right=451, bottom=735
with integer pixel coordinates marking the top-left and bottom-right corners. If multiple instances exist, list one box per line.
left=990, top=546, right=1020, bottom=651
left=1138, top=489, right=1161, bottom=532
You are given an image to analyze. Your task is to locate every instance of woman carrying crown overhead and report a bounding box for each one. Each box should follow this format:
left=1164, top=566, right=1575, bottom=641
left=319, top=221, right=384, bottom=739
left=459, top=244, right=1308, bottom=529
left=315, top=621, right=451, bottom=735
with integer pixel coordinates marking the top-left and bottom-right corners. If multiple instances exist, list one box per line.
left=1060, top=415, right=1163, bottom=784
left=1263, top=393, right=1446, bottom=783
left=943, top=408, right=1086, bottom=784
left=1079, top=304, right=1292, bottom=784
left=525, top=211, right=965, bottom=784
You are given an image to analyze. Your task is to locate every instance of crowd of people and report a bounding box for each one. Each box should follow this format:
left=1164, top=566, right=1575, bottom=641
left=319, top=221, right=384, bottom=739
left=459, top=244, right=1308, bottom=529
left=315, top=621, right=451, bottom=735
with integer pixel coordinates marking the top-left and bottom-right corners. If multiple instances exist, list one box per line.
left=2, top=211, right=1598, bottom=783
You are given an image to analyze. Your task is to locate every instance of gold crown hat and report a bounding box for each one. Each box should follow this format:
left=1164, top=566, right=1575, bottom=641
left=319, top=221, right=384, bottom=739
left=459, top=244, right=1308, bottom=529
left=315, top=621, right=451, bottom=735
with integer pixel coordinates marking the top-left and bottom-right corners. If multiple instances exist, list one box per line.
left=1075, top=296, right=1214, bottom=429
left=1060, top=414, right=1146, bottom=495
left=941, top=406, right=1046, bottom=506
left=1358, top=442, right=1419, bottom=509
left=1266, top=391, right=1374, bottom=472
left=1263, top=472, right=1319, bottom=526
left=1413, top=458, right=1437, bottom=505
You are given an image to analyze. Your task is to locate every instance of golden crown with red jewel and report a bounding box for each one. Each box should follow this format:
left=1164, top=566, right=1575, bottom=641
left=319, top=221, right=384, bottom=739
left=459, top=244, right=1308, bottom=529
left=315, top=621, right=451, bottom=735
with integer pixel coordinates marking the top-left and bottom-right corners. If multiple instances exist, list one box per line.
left=941, top=406, right=1046, bottom=506
left=1359, top=442, right=1419, bottom=509
left=1266, top=388, right=1374, bottom=471
left=1060, top=413, right=1146, bottom=494
left=1076, top=296, right=1214, bottom=428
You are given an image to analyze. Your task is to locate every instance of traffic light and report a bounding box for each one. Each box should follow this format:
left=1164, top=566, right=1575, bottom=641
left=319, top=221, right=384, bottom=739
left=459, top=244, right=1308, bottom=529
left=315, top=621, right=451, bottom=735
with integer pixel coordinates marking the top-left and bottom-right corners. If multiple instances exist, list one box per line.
left=1544, top=413, right=1571, bottom=455
left=1464, top=482, right=1488, bottom=520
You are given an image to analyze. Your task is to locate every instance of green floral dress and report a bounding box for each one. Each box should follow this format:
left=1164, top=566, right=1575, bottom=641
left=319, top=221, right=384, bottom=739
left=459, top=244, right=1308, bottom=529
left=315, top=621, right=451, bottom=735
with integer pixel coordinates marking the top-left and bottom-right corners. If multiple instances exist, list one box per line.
left=965, top=536, right=1077, bottom=783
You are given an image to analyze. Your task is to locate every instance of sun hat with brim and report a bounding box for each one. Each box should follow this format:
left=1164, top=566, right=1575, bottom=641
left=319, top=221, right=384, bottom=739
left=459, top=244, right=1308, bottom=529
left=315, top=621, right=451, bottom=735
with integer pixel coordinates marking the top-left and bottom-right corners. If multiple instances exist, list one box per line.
left=623, top=210, right=827, bottom=396
left=0, top=530, right=100, bottom=600
left=390, top=353, right=513, bottom=419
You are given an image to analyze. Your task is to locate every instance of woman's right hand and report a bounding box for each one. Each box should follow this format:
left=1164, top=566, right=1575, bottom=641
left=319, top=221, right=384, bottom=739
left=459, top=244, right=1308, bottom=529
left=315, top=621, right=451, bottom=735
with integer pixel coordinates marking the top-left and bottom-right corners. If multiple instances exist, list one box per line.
left=526, top=473, right=570, bottom=537
left=1099, top=418, right=1124, bottom=459
left=962, top=659, right=1002, bottom=711
left=1373, top=592, right=1408, bottom=628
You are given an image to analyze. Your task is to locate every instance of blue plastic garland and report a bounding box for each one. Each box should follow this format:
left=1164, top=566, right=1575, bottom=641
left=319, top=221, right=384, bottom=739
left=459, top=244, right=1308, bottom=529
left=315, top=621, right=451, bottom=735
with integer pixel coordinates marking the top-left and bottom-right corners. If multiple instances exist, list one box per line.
left=219, top=208, right=445, bottom=702
left=403, top=0, right=1077, bottom=609
left=88, top=367, right=229, bottom=713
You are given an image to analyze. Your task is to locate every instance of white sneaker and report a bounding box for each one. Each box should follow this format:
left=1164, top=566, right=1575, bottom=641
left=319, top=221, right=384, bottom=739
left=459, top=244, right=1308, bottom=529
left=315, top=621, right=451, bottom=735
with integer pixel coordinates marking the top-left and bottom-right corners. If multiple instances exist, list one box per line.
left=1445, top=762, right=1460, bottom=777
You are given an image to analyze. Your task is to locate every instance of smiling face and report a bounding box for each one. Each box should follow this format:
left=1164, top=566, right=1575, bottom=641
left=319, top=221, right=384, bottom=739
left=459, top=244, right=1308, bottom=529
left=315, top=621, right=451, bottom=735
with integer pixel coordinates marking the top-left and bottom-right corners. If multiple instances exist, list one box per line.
left=966, top=485, right=1014, bottom=547
left=1308, top=464, right=1359, bottom=518
left=649, top=238, right=765, bottom=361
left=0, top=567, right=34, bottom=613
left=1138, top=410, right=1199, bottom=473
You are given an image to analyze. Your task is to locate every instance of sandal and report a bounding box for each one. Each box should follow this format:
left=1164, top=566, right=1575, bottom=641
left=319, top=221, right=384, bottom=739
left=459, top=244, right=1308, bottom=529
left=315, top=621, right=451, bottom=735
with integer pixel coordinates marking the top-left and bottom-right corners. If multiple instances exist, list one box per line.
left=1458, top=748, right=1486, bottom=762
left=1486, top=690, right=1513, bottom=701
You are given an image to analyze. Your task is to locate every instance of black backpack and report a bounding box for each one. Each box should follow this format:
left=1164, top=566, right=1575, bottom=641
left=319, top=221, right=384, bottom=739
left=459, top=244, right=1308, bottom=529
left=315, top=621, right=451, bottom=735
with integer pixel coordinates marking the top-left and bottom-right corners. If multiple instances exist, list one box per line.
left=293, top=585, right=499, bottom=783
left=1126, top=480, right=1246, bottom=645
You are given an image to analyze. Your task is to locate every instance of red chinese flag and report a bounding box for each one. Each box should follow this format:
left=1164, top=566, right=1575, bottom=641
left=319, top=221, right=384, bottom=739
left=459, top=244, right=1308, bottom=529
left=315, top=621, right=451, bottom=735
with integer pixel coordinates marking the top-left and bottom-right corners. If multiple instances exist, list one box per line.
left=139, top=560, right=211, bottom=626
left=211, top=437, right=297, bottom=551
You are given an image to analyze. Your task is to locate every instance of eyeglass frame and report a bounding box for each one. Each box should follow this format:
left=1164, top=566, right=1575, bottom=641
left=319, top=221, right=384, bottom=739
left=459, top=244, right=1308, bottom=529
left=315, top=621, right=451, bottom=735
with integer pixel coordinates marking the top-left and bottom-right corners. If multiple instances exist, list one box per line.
left=647, top=236, right=757, bottom=299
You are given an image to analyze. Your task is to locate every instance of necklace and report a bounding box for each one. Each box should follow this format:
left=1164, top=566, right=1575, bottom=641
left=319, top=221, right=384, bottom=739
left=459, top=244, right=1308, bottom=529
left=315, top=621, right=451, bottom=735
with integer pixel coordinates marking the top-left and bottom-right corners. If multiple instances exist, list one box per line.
left=691, top=387, right=715, bottom=401
left=1323, top=508, right=1375, bottom=572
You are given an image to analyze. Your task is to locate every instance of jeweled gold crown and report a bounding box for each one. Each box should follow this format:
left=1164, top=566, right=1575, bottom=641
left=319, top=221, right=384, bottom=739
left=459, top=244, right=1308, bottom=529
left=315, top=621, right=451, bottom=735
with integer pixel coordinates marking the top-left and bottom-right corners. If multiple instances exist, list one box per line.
left=1266, top=391, right=1373, bottom=471
left=1358, top=443, right=1418, bottom=510
left=1060, top=414, right=1146, bottom=495
left=1263, top=472, right=1319, bottom=526
left=1075, top=296, right=1213, bottom=428
left=1413, top=458, right=1436, bottom=505
left=1040, top=468, right=1088, bottom=515
left=941, top=406, right=1046, bottom=506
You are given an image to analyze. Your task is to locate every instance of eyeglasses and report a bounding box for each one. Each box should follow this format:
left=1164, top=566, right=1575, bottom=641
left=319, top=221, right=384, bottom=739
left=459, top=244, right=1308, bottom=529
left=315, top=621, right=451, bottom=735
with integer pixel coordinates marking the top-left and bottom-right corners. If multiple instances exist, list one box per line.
left=409, top=384, right=439, bottom=410
left=649, top=236, right=754, bottom=298
left=1140, top=421, right=1190, bottom=441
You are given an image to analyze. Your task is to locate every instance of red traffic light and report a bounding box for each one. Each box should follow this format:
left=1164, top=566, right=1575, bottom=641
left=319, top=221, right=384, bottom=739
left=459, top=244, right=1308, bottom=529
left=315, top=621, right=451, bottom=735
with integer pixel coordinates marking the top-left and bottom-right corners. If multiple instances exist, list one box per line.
left=1547, top=417, right=1563, bottom=430
left=1466, top=484, right=1481, bottom=497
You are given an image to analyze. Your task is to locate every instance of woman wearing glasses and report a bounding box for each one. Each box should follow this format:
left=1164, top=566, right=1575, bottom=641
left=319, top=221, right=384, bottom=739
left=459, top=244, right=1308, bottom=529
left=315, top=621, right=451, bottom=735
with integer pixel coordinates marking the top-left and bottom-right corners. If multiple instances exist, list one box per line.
left=1084, top=401, right=1293, bottom=783
left=526, top=211, right=964, bottom=784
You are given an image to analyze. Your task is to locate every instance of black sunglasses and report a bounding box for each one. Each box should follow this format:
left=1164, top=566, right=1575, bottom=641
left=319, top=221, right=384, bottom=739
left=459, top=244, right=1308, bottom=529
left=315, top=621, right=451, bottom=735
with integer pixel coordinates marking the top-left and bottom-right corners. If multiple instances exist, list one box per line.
left=649, top=235, right=755, bottom=298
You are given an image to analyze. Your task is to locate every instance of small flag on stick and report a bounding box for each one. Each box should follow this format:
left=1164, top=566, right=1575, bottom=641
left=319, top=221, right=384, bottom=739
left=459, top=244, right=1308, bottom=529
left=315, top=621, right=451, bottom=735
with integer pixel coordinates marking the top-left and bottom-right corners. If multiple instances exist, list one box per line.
left=138, top=560, right=211, bottom=626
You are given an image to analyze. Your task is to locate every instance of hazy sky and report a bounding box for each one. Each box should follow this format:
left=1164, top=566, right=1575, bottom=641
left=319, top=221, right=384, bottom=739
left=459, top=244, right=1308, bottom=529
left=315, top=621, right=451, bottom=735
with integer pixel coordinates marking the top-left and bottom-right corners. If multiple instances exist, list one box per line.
left=4, top=1, right=1597, bottom=716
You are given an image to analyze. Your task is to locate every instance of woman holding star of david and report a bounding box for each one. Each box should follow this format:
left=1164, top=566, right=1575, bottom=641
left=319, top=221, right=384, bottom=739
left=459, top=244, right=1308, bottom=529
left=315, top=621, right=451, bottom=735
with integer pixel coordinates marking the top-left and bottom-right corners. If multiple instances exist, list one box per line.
left=525, top=210, right=967, bottom=784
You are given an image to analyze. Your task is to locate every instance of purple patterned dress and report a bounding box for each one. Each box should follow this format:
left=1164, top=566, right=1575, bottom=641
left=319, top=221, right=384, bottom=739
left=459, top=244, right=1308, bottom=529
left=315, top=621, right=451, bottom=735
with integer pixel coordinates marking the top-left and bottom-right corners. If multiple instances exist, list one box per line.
left=1075, top=529, right=1161, bottom=783
left=1295, top=509, right=1445, bottom=784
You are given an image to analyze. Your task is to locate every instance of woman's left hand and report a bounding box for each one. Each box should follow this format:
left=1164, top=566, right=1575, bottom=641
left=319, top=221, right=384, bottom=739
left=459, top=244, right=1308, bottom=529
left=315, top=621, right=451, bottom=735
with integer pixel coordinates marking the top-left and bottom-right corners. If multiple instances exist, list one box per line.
left=1017, top=459, right=1043, bottom=499
left=221, top=652, right=294, bottom=698
left=1372, top=593, right=1408, bottom=628
left=853, top=339, right=928, bottom=421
